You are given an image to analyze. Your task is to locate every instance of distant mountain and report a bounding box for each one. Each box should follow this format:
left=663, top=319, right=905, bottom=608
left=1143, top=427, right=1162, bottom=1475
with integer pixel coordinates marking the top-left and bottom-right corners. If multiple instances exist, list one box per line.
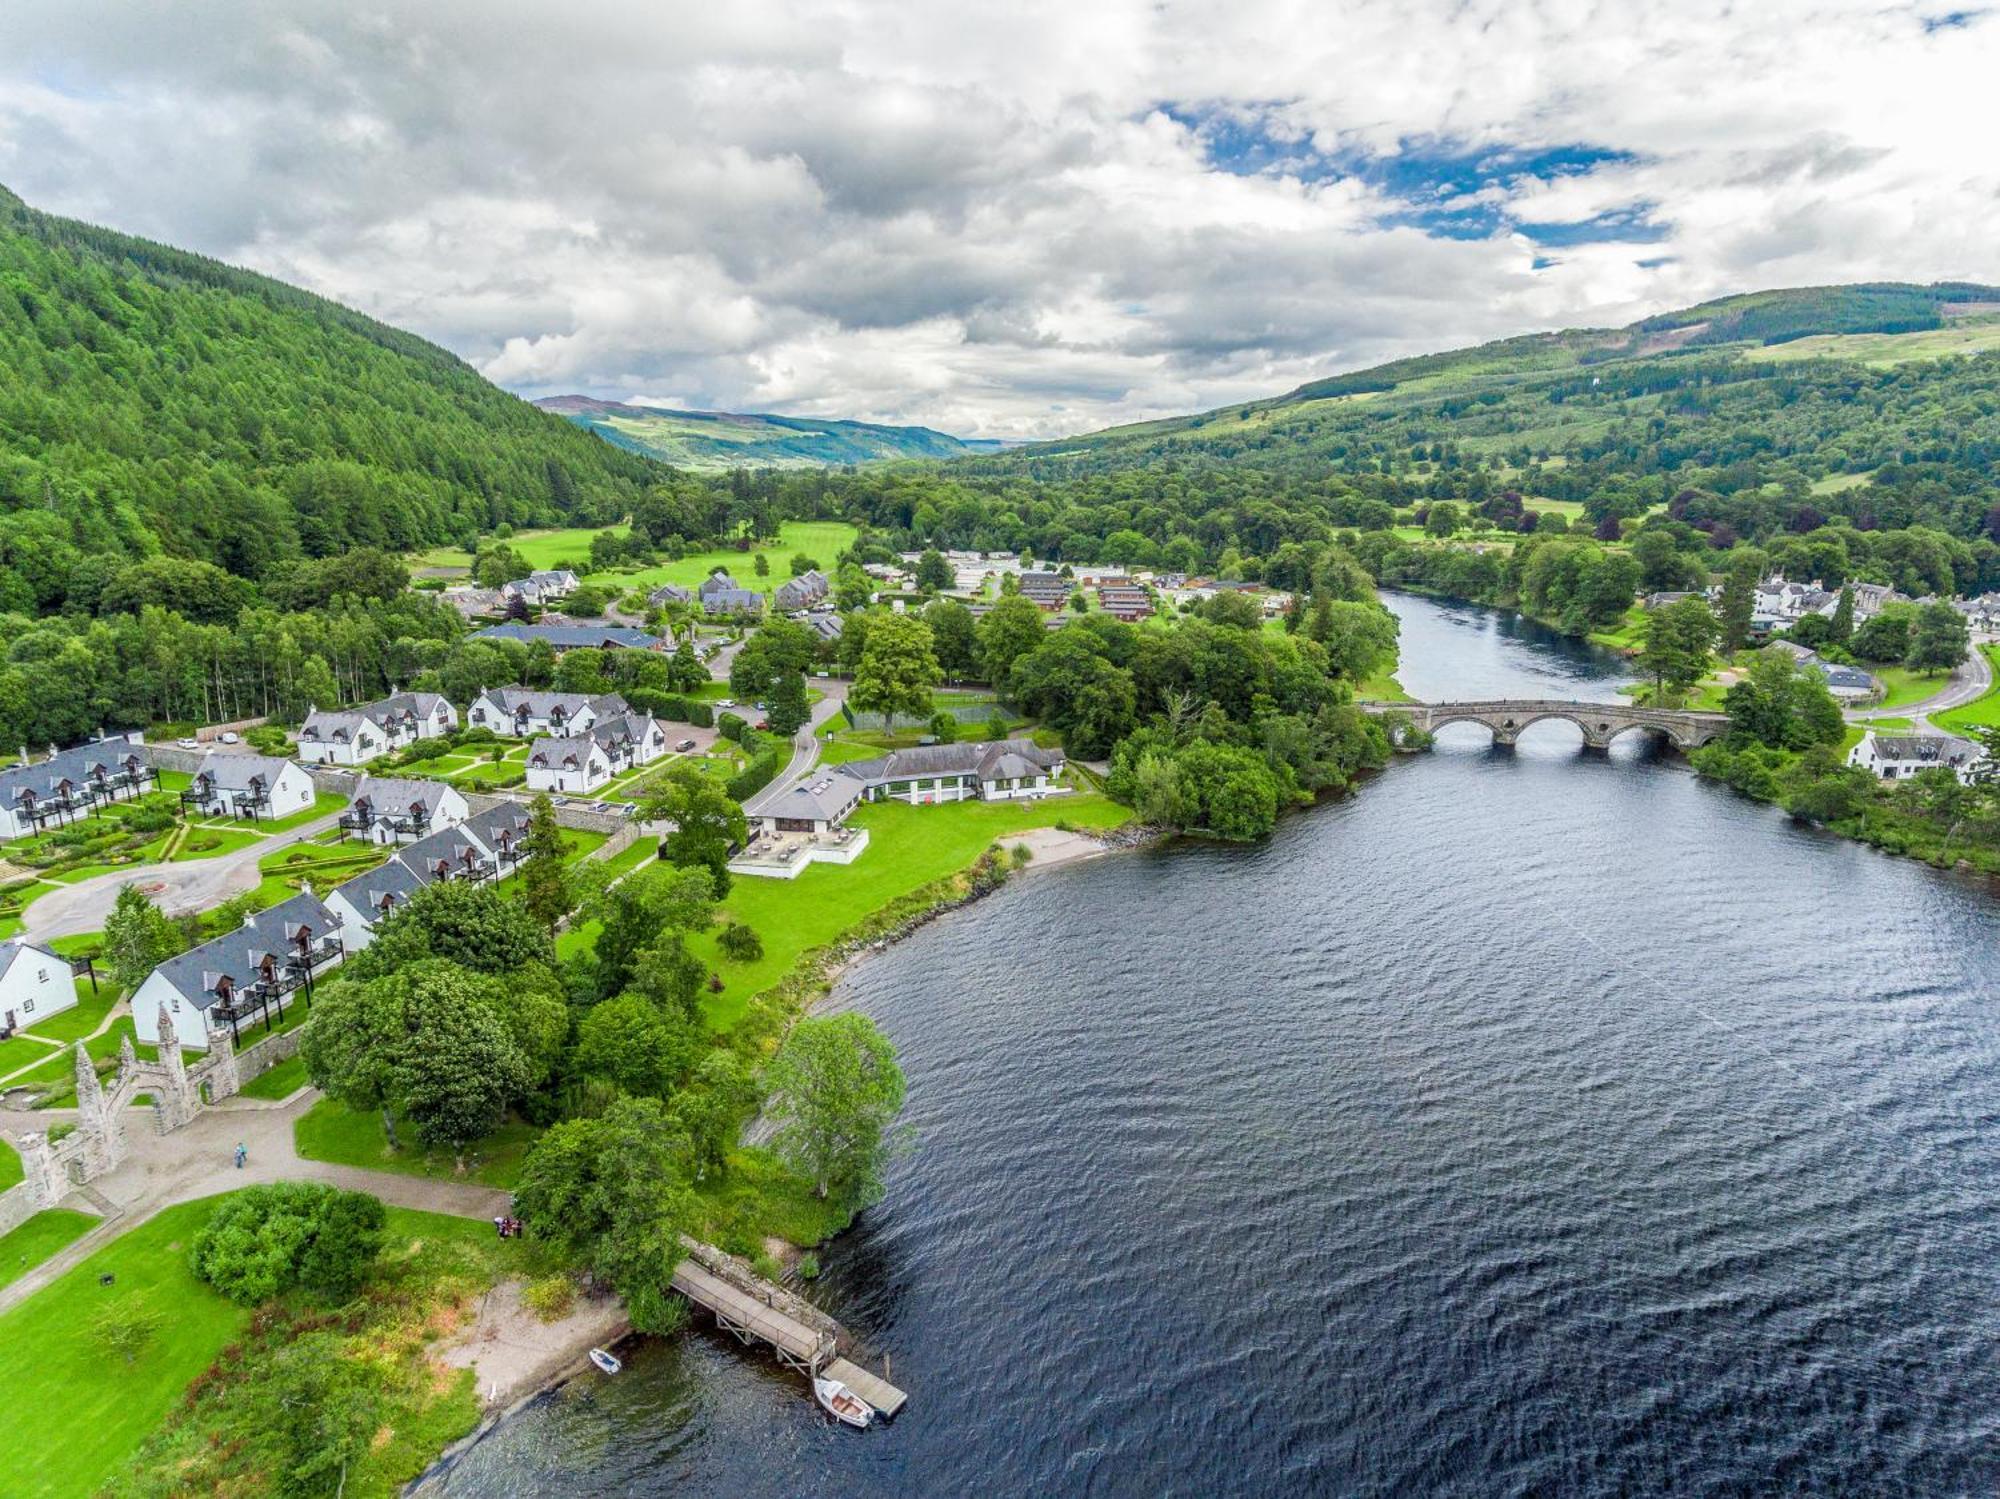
left=0, top=186, right=659, bottom=573
left=536, top=395, right=997, bottom=469
left=1007, top=281, right=2000, bottom=474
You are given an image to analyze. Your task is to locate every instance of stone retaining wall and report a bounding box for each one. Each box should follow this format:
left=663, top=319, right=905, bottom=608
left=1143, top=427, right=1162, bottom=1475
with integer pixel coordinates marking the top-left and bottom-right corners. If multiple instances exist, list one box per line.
left=237, top=1027, right=305, bottom=1085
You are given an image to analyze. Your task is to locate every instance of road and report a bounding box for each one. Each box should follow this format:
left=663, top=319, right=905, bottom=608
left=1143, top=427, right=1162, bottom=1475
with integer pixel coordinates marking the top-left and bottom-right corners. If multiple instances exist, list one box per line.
left=20, top=808, right=349, bottom=941
left=1846, top=638, right=1994, bottom=727
left=771, top=674, right=852, bottom=795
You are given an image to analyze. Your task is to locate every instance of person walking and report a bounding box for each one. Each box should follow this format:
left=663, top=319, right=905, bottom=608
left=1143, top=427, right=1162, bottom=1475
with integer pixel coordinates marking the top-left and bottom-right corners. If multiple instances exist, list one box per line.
left=234, top=1142, right=247, bottom=1170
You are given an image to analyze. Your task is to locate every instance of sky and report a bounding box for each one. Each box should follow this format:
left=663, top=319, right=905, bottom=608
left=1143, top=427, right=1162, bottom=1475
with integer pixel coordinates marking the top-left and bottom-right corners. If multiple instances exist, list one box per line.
left=3, top=1, right=1998, bottom=439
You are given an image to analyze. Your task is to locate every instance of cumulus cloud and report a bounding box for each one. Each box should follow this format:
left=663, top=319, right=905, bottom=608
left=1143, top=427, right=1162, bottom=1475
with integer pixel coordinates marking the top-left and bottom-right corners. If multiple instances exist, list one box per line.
left=2, top=0, right=1997, bottom=437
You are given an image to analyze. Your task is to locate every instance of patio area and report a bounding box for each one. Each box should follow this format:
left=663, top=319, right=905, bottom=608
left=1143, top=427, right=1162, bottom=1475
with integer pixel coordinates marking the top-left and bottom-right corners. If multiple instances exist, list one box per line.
left=725, top=825, right=871, bottom=880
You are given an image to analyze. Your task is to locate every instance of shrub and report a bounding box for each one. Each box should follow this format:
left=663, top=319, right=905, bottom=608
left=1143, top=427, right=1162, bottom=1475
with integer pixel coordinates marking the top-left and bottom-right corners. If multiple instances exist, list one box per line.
left=91, top=1300, right=162, bottom=1366
left=797, top=1253, right=821, bottom=1281
left=716, top=712, right=748, bottom=743
left=717, top=922, right=764, bottom=961
left=522, top=1273, right=578, bottom=1322
left=188, top=1183, right=387, bottom=1304
left=725, top=745, right=784, bottom=802
left=1010, top=843, right=1033, bottom=868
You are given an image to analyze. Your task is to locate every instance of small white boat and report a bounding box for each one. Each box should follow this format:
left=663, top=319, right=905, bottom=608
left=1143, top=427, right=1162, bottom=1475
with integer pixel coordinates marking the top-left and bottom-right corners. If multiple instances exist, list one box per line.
left=813, top=1375, right=874, bottom=1428
left=588, top=1347, right=622, bottom=1375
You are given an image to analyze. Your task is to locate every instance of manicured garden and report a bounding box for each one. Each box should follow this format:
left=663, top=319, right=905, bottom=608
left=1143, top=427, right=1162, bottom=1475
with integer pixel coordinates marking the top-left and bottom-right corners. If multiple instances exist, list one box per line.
left=692, top=791, right=1131, bottom=1030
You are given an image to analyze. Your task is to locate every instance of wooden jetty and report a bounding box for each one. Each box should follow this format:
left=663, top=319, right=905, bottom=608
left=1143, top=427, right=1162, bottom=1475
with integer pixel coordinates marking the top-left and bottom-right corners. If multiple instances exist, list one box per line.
left=670, top=1245, right=908, bottom=1418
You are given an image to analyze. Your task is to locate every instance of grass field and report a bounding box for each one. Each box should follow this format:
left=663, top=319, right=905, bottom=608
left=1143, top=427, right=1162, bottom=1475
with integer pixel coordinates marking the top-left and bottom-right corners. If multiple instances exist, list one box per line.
left=238, top=1053, right=308, bottom=1100
left=1934, top=643, right=2000, bottom=736
left=693, top=791, right=1131, bottom=1031
left=413, top=521, right=858, bottom=598
left=0, top=1208, right=96, bottom=1291
left=1757, top=317, right=2000, bottom=367
left=295, top=1100, right=538, bottom=1188
left=0, top=1197, right=252, bottom=1498
left=1866, top=664, right=1956, bottom=711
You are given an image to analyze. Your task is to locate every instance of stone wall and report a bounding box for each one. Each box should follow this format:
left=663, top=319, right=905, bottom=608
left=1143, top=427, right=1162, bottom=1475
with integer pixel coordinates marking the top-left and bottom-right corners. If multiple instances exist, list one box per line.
left=237, top=1026, right=305, bottom=1086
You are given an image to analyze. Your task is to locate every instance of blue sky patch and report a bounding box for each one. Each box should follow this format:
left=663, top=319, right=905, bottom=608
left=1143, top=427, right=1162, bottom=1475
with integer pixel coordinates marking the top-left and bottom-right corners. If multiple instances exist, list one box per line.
left=1160, top=102, right=1659, bottom=246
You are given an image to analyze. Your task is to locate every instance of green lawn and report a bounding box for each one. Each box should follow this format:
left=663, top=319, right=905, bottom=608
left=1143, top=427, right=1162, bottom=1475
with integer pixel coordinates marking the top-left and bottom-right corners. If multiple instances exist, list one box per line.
left=0, top=1196, right=253, bottom=1499
left=412, top=523, right=619, bottom=571
left=1587, top=604, right=1648, bottom=653
left=694, top=791, right=1131, bottom=1031
left=1934, top=643, right=2000, bottom=735
left=0, top=1033, right=61, bottom=1078
left=0, top=1208, right=97, bottom=1291
left=583, top=521, right=858, bottom=595
left=167, top=826, right=265, bottom=862
left=20, top=982, right=120, bottom=1043
left=295, top=1099, right=538, bottom=1188
left=238, top=1053, right=308, bottom=1101
left=1864, top=664, right=1955, bottom=711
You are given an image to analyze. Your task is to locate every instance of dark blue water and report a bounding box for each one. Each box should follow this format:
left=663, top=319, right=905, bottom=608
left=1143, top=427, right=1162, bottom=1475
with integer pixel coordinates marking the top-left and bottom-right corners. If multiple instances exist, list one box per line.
left=425, top=593, right=2000, bottom=1497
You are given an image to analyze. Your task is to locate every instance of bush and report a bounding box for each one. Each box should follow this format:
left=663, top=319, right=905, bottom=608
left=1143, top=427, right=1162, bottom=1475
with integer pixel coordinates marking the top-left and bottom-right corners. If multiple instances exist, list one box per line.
left=188, top=1183, right=387, bottom=1304
left=91, top=1300, right=162, bottom=1366
left=797, top=1253, right=821, bottom=1281
left=717, top=922, right=764, bottom=961
left=716, top=711, right=748, bottom=743
left=725, top=745, right=784, bottom=802
left=523, top=1273, right=578, bottom=1322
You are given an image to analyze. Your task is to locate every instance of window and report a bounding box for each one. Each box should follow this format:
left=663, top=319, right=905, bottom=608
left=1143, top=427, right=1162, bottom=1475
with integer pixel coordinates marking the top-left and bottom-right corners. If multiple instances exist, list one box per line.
left=22, top=999, right=34, bottom=1013
left=36, top=968, right=46, bottom=982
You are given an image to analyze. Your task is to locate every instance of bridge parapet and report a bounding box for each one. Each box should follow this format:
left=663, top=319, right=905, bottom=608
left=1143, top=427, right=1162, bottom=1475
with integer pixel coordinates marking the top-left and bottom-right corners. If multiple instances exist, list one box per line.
left=1357, top=699, right=1730, bottom=751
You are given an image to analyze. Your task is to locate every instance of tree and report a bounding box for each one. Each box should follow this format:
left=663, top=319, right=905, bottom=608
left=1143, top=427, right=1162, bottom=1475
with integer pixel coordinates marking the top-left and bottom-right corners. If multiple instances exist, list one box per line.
left=512, top=1097, right=696, bottom=1332
left=340, top=879, right=553, bottom=984
left=766, top=1012, right=907, bottom=1206
left=520, top=793, right=571, bottom=931
left=915, top=549, right=953, bottom=593
left=188, top=1183, right=387, bottom=1304
left=1200, top=590, right=1263, bottom=630
left=254, top=1334, right=382, bottom=1499
left=977, top=594, right=1048, bottom=686
left=103, top=884, right=182, bottom=993
left=1716, top=553, right=1761, bottom=654
left=1851, top=602, right=1917, bottom=664
left=922, top=598, right=979, bottom=678
left=1638, top=597, right=1717, bottom=704
left=574, top=991, right=702, bottom=1099
left=302, top=960, right=531, bottom=1154
left=753, top=551, right=770, bottom=578
left=1829, top=584, right=1855, bottom=645
left=1304, top=599, right=1399, bottom=683
left=644, top=764, right=745, bottom=898
left=789, top=552, right=819, bottom=576
left=665, top=637, right=709, bottom=694
left=766, top=668, right=810, bottom=736
left=670, top=1051, right=760, bottom=1179
left=850, top=612, right=941, bottom=735
left=717, top=921, right=763, bottom=960
left=581, top=861, right=717, bottom=999
left=1905, top=601, right=1969, bottom=675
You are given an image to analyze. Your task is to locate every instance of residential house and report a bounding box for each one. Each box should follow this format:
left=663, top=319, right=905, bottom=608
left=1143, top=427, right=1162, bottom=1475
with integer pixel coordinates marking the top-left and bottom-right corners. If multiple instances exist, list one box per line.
left=337, top=775, right=469, bottom=845
left=471, top=621, right=664, bottom=652
left=525, top=733, right=615, bottom=793
left=394, top=824, right=498, bottom=888
left=698, top=572, right=765, bottom=618
left=1763, top=641, right=1878, bottom=701
left=441, top=586, right=505, bottom=621
left=0, top=737, right=155, bottom=842
left=773, top=570, right=830, bottom=613
left=1096, top=584, right=1155, bottom=621
left=648, top=583, right=696, bottom=609
left=180, top=753, right=316, bottom=822
left=1015, top=571, right=1073, bottom=610
left=498, top=569, right=581, bottom=609
left=1847, top=730, right=1981, bottom=784
left=743, top=738, right=1067, bottom=837
left=133, top=891, right=346, bottom=1050
left=467, top=688, right=623, bottom=739
left=801, top=610, right=845, bottom=643
left=295, top=705, right=392, bottom=766
left=463, top=803, right=535, bottom=875
left=323, top=858, right=425, bottom=951
left=0, top=937, right=79, bottom=1034
left=372, top=691, right=458, bottom=744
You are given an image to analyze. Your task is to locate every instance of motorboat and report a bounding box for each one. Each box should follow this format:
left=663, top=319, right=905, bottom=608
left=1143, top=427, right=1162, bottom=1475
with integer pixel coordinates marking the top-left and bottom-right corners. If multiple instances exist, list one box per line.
left=588, top=1347, right=622, bottom=1375
left=813, top=1375, right=873, bottom=1428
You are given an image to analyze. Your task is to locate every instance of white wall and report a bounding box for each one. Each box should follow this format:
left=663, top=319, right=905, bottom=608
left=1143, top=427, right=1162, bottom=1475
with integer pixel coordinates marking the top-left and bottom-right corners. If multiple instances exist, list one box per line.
left=0, top=950, right=78, bottom=1029
left=132, top=971, right=212, bottom=1051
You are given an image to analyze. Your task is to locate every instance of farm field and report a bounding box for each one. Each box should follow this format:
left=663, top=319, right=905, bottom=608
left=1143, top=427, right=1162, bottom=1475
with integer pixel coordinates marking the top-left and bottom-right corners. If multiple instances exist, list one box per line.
left=412, top=521, right=857, bottom=597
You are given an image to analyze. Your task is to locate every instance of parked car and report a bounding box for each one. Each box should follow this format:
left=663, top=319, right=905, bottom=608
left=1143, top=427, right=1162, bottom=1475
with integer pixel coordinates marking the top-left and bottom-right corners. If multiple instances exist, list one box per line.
left=176, top=737, right=198, bottom=749
left=675, top=738, right=697, bottom=752
left=219, top=731, right=241, bottom=744
left=716, top=698, right=736, bottom=709
left=756, top=719, right=771, bottom=732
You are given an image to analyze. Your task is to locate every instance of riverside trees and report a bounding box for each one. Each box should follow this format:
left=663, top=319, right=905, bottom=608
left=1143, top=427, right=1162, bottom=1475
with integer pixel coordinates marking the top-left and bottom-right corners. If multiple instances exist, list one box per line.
left=766, top=1013, right=907, bottom=1208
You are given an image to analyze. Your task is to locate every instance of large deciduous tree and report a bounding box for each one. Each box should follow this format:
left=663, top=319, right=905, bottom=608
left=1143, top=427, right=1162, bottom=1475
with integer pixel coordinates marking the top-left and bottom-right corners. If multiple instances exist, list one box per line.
left=849, top=612, right=940, bottom=735
left=643, top=765, right=745, bottom=898
left=1638, top=596, right=1718, bottom=704
left=765, top=1012, right=906, bottom=1207
left=519, top=793, right=571, bottom=932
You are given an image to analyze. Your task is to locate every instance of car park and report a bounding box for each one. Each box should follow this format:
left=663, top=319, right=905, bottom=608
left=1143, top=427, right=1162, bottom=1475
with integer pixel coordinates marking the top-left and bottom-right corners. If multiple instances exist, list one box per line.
left=675, top=738, right=697, bottom=752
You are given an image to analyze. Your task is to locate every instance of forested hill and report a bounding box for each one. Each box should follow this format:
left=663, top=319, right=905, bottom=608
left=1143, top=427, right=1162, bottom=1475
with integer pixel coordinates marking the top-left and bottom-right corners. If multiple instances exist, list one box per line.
left=993, top=282, right=2000, bottom=501
left=0, top=185, right=661, bottom=591
left=535, top=395, right=993, bottom=469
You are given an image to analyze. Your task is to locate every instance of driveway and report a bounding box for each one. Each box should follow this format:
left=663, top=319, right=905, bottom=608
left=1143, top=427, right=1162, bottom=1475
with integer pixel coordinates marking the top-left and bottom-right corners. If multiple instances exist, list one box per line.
left=1847, top=641, right=1994, bottom=726
left=20, top=809, right=348, bottom=941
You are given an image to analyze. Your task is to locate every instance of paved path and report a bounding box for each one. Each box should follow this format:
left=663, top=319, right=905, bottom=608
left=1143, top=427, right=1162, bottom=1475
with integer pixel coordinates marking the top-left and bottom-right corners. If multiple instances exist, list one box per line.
left=1847, top=640, right=1994, bottom=726
left=0, top=1086, right=509, bottom=1315
left=21, top=809, right=349, bottom=941
left=768, top=675, right=852, bottom=799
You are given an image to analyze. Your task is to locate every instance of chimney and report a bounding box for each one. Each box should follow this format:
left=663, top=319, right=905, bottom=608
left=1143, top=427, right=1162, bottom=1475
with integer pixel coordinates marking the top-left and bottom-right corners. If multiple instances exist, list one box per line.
left=17, top=746, right=27, bottom=767
left=302, top=879, right=315, bottom=899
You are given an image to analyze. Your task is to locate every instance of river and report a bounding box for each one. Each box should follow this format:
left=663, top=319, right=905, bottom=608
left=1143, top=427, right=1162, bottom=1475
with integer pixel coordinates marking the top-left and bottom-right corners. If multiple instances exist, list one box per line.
left=422, top=592, right=2000, bottom=1497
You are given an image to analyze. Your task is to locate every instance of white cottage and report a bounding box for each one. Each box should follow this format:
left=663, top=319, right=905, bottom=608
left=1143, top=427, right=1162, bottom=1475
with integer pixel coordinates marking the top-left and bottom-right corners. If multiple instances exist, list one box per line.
left=0, top=738, right=155, bottom=842
left=466, top=687, right=623, bottom=740
left=1847, top=730, right=1981, bottom=784
left=525, top=734, right=615, bottom=794
left=295, top=705, right=392, bottom=766
left=132, top=891, right=345, bottom=1050
left=0, top=937, right=79, bottom=1033
left=337, top=776, right=470, bottom=845
left=181, top=753, right=317, bottom=821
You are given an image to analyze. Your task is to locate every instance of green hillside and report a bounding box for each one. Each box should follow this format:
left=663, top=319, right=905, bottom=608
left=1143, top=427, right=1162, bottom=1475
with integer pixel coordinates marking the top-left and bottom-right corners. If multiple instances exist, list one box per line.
left=0, top=186, right=662, bottom=583
left=536, top=395, right=992, bottom=469
left=1001, top=282, right=2000, bottom=488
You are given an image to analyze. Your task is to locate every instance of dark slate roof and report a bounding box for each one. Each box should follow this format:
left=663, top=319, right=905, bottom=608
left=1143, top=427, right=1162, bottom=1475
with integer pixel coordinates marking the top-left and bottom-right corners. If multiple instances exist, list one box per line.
left=649, top=583, right=695, bottom=605
left=0, top=740, right=148, bottom=809
left=477, top=688, right=603, bottom=719
left=837, top=737, right=1064, bottom=785
left=352, top=775, right=451, bottom=819
left=298, top=708, right=384, bottom=743
left=743, top=770, right=868, bottom=823
left=191, top=752, right=297, bottom=794
left=528, top=733, right=607, bottom=769
left=330, top=857, right=424, bottom=920
left=473, top=623, right=662, bottom=649
left=463, top=803, right=532, bottom=851
left=151, top=891, right=342, bottom=1013
left=398, top=825, right=493, bottom=881
left=372, top=691, right=452, bottom=721
left=1869, top=734, right=1976, bottom=762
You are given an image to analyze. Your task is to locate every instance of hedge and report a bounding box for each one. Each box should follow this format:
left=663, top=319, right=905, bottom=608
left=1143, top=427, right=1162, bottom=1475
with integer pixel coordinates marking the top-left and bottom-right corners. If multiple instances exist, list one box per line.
left=726, top=744, right=785, bottom=802
left=624, top=688, right=713, bottom=727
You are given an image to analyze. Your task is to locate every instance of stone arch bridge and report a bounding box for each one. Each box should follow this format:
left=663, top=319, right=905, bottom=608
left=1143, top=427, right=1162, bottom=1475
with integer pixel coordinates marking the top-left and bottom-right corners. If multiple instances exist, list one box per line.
left=1361, top=699, right=1731, bottom=751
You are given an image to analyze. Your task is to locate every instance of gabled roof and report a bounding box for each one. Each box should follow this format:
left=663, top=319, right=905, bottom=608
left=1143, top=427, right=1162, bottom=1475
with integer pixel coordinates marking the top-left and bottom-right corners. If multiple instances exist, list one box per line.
left=742, top=770, right=867, bottom=823
left=1866, top=732, right=1977, bottom=762
left=0, top=936, right=65, bottom=984
left=329, top=857, right=423, bottom=919
left=475, top=688, right=598, bottom=719
left=351, top=775, right=450, bottom=819
left=299, top=707, right=385, bottom=743
left=463, top=802, right=533, bottom=850
left=150, top=891, right=342, bottom=1012
left=528, top=734, right=609, bottom=769
left=472, top=623, right=662, bottom=649
left=0, top=739, right=148, bottom=809
left=191, top=752, right=296, bottom=794
left=371, top=691, right=452, bottom=720
left=837, top=738, right=1064, bottom=784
